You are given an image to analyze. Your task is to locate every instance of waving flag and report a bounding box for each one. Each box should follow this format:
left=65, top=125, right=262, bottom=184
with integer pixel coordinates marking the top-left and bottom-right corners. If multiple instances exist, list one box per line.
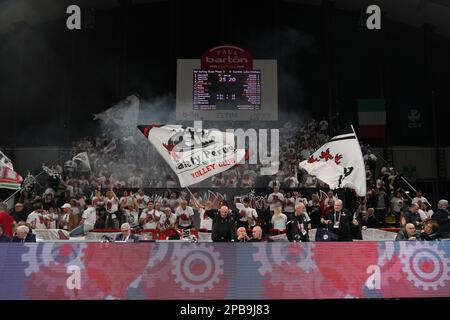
left=138, top=124, right=246, bottom=187
left=0, top=150, right=22, bottom=190
left=72, top=152, right=91, bottom=171
left=299, top=127, right=366, bottom=196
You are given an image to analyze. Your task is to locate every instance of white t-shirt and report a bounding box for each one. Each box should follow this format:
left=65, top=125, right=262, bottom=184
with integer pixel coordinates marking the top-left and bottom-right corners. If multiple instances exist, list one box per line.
left=124, top=209, right=139, bottom=228
left=412, top=196, right=429, bottom=205
left=198, top=208, right=212, bottom=231
left=159, top=213, right=177, bottom=229
left=82, top=206, right=97, bottom=229
left=391, top=197, right=404, bottom=213
left=271, top=213, right=288, bottom=231
left=237, top=206, right=258, bottom=227
left=140, top=209, right=162, bottom=229
left=45, top=213, right=58, bottom=229
left=268, top=192, right=285, bottom=211
left=295, top=197, right=308, bottom=207
left=105, top=197, right=119, bottom=213
left=284, top=176, right=298, bottom=188
left=135, top=194, right=150, bottom=210
left=175, top=206, right=195, bottom=227
left=120, top=196, right=134, bottom=208
left=26, top=211, right=47, bottom=229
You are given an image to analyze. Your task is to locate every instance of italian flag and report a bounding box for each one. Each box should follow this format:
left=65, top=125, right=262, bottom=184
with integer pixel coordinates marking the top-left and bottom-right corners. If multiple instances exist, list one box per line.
left=357, top=99, right=386, bottom=140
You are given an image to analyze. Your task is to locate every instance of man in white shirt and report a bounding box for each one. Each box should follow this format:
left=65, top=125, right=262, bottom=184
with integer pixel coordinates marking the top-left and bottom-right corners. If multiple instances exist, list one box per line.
left=198, top=208, right=213, bottom=231
left=175, top=200, right=195, bottom=229
left=69, top=199, right=97, bottom=237
left=284, top=171, right=299, bottom=188
left=236, top=197, right=258, bottom=229
left=26, top=202, right=47, bottom=230
left=158, top=207, right=177, bottom=231
left=134, top=188, right=150, bottom=213
left=412, top=190, right=429, bottom=206
left=268, top=175, right=281, bottom=189
left=267, top=186, right=284, bottom=214
left=105, top=189, right=119, bottom=229
left=139, top=201, right=161, bottom=230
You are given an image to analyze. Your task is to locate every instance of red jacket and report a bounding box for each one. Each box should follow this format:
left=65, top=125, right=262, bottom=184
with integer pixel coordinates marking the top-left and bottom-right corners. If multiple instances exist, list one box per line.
left=0, top=211, right=14, bottom=238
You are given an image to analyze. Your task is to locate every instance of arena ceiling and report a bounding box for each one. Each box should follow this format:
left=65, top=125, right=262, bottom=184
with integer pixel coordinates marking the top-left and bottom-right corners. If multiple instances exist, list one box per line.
left=1, top=0, right=450, bottom=37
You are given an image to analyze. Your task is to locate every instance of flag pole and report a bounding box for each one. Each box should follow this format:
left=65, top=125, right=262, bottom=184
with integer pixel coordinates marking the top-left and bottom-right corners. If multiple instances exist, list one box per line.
left=3, top=169, right=46, bottom=204
left=185, top=186, right=201, bottom=208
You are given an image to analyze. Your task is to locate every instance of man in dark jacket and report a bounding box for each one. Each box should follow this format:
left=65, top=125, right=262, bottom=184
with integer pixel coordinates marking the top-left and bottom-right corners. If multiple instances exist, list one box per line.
left=404, top=203, right=422, bottom=229
left=433, top=200, right=450, bottom=238
left=395, top=223, right=421, bottom=241
left=114, top=223, right=139, bottom=242
left=206, top=205, right=236, bottom=242
left=321, top=199, right=356, bottom=241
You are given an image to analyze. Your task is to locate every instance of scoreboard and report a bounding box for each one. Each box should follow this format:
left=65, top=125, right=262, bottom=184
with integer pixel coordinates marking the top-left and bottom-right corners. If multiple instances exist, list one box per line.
left=193, top=70, right=261, bottom=111
left=176, top=45, right=277, bottom=121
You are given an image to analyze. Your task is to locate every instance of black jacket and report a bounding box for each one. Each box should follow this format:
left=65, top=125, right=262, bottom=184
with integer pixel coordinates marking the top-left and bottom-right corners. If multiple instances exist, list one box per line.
left=289, top=214, right=310, bottom=242
left=205, top=209, right=236, bottom=242
left=421, top=232, right=440, bottom=241
left=433, top=209, right=450, bottom=236
left=326, top=209, right=353, bottom=241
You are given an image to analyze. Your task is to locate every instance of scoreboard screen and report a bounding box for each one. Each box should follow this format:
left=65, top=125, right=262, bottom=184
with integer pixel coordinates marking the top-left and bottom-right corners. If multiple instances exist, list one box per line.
left=193, top=69, right=261, bottom=111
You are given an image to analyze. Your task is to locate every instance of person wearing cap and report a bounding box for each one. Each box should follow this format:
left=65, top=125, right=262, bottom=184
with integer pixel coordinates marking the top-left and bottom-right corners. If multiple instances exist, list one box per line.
left=115, top=223, right=139, bottom=242
left=59, top=203, right=77, bottom=231
left=12, top=225, right=36, bottom=243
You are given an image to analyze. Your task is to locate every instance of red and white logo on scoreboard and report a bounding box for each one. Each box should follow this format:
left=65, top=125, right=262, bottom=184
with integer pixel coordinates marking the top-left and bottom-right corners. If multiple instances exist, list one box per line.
left=201, top=45, right=252, bottom=70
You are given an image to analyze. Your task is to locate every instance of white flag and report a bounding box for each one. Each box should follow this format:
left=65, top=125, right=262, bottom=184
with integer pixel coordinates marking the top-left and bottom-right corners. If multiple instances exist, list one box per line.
left=0, top=150, right=13, bottom=171
left=93, top=94, right=140, bottom=128
left=72, top=152, right=91, bottom=171
left=299, top=129, right=366, bottom=196
left=138, top=124, right=246, bottom=188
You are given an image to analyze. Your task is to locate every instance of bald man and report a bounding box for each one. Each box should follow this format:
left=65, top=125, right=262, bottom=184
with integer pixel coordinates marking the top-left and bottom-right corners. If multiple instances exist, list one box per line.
left=395, top=223, right=421, bottom=241
left=208, top=205, right=236, bottom=242
left=321, top=199, right=355, bottom=241
left=250, top=226, right=263, bottom=242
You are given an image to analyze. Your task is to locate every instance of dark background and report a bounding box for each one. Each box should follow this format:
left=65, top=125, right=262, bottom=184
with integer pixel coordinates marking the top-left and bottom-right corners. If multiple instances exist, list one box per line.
left=0, top=0, right=449, bottom=147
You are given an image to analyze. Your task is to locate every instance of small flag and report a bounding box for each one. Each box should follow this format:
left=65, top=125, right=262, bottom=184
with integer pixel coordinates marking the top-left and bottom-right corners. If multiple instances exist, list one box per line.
left=357, top=99, right=386, bottom=140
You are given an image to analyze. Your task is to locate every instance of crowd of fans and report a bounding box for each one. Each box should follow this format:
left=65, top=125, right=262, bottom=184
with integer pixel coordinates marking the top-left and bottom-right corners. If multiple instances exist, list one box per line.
left=0, top=117, right=449, bottom=242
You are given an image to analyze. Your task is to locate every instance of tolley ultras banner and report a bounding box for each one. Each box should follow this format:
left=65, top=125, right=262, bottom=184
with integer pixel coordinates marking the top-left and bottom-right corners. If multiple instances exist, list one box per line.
left=0, top=242, right=449, bottom=300
left=138, top=124, right=246, bottom=187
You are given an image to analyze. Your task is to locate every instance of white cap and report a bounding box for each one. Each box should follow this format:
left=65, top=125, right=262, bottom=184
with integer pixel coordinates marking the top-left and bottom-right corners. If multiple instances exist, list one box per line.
left=61, top=203, right=71, bottom=209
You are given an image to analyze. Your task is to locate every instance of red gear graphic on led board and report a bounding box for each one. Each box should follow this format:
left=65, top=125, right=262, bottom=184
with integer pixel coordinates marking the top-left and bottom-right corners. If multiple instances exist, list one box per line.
left=81, top=243, right=151, bottom=298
